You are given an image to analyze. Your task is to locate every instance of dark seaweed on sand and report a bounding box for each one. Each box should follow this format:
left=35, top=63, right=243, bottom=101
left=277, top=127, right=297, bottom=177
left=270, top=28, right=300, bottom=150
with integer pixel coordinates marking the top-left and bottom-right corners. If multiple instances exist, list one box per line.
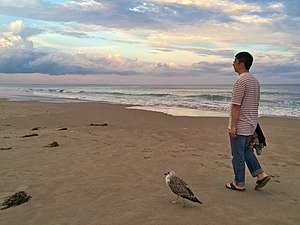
left=21, top=133, right=38, bottom=138
left=57, top=127, right=68, bottom=131
left=0, top=147, right=12, bottom=151
left=1, top=191, right=31, bottom=210
left=44, top=141, right=59, bottom=148
left=89, top=123, right=108, bottom=126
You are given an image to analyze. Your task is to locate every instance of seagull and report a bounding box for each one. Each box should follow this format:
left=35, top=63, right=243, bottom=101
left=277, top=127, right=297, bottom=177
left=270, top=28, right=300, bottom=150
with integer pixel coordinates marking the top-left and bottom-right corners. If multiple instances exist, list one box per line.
left=164, top=171, right=203, bottom=206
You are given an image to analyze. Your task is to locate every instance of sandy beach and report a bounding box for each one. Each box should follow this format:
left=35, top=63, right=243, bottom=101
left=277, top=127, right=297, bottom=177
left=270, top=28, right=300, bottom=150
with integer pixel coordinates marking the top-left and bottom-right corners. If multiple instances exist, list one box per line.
left=0, top=99, right=299, bottom=225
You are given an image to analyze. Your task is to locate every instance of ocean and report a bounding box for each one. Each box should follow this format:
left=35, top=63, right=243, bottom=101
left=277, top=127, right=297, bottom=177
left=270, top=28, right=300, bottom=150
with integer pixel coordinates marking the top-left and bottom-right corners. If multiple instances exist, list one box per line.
left=0, top=84, right=299, bottom=118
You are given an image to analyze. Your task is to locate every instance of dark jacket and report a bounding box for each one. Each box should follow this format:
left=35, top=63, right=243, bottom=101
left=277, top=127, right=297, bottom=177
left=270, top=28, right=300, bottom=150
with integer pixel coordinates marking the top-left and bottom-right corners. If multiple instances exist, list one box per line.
left=255, top=123, right=266, bottom=147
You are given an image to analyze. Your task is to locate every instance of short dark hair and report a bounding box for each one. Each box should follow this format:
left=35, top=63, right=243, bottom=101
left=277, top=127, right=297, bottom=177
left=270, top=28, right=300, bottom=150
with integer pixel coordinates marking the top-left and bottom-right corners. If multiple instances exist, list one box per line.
left=235, top=52, right=253, bottom=70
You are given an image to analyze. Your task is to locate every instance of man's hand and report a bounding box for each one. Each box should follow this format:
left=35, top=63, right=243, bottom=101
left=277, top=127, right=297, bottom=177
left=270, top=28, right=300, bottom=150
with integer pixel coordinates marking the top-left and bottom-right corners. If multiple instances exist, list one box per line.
left=229, top=127, right=237, bottom=138
left=229, top=104, right=240, bottom=138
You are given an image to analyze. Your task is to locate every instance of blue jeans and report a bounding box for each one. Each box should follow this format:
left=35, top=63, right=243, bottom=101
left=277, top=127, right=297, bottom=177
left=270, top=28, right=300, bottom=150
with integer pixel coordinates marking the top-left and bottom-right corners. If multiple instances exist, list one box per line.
left=230, top=135, right=263, bottom=186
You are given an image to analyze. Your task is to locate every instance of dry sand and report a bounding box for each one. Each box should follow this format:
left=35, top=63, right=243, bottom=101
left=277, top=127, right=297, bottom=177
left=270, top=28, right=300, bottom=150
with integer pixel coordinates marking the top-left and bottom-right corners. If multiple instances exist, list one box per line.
left=0, top=99, right=299, bottom=225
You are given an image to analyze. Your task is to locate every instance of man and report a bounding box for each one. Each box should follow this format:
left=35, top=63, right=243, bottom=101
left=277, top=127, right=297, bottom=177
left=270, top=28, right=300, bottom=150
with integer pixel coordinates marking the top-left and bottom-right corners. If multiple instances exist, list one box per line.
left=226, top=51, right=270, bottom=191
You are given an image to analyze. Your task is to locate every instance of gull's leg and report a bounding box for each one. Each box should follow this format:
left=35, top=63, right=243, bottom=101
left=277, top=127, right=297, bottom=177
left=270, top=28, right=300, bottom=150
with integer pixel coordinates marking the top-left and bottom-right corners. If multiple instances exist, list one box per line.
left=172, top=196, right=179, bottom=204
left=181, top=197, right=185, bottom=207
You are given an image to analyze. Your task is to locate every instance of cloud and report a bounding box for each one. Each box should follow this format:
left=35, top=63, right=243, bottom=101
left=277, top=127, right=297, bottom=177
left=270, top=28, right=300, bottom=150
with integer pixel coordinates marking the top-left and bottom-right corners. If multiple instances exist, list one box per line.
left=0, top=1, right=299, bottom=84
left=0, top=21, right=33, bottom=49
left=9, top=20, right=24, bottom=34
left=0, top=21, right=142, bottom=75
left=0, top=1, right=298, bottom=49
left=1, top=18, right=299, bottom=83
left=0, top=22, right=228, bottom=78
left=0, top=0, right=231, bottom=30
left=0, top=44, right=143, bottom=76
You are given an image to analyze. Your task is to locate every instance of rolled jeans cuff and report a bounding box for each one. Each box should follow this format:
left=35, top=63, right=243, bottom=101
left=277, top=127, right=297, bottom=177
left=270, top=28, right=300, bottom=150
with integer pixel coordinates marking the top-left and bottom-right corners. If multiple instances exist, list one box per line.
left=252, top=168, right=263, bottom=177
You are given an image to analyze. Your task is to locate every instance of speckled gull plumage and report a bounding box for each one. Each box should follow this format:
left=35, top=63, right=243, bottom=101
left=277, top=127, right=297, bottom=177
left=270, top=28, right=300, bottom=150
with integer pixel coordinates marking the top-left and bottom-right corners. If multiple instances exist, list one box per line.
left=164, top=171, right=202, bottom=206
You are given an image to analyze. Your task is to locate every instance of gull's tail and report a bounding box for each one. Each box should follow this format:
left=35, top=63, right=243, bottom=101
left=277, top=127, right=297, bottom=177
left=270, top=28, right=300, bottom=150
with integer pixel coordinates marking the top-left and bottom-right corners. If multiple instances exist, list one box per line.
left=182, top=195, right=203, bottom=204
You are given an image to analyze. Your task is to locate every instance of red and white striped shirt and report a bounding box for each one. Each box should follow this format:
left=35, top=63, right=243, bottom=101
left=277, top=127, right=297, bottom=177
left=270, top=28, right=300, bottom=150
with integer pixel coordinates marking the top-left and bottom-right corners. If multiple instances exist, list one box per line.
left=229, top=72, right=260, bottom=135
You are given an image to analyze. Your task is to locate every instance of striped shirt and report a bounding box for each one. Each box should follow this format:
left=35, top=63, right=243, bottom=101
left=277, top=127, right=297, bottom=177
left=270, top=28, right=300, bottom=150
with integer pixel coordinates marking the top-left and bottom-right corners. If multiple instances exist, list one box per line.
left=229, top=72, right=260, bottom=135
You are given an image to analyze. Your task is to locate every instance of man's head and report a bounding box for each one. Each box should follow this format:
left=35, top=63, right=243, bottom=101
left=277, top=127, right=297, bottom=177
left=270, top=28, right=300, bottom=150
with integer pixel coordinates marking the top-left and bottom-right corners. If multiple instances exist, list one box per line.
left=233, top=51, right=253, bottom=74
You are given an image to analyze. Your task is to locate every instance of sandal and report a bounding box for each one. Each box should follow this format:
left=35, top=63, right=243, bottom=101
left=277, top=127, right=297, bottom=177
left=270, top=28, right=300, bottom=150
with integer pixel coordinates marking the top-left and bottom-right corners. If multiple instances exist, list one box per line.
left=255, top=176, right=270, bottom=190
left=226, top=182, right=245, bottom=191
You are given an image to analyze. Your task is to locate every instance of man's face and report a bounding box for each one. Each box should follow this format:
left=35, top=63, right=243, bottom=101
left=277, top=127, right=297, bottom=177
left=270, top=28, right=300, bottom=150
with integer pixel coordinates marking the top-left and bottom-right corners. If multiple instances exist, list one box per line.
left=233, top=58, right=242, bottom=73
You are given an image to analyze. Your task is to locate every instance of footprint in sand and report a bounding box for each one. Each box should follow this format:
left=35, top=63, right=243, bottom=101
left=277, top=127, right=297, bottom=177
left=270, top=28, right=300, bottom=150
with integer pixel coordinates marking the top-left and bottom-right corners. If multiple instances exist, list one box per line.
left=124, top=144, right=136, bottom=147
left=141, top=148, right=152, bottom=153
left=215, top=160, right=231, bottom=168
left=141, top=148, right=152, bottom=159
left=270, top=174, right=280, bottom=183
left=289, top=162, right=300, bottom=167
left=272, top=163, right=288, bottom=168
left=217, top=153, right=230, bottom=159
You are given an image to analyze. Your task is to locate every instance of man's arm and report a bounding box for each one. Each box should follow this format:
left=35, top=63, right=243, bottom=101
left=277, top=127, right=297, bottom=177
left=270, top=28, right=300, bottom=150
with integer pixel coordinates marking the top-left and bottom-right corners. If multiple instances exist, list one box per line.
left=229, top=104, right=240, bottom=137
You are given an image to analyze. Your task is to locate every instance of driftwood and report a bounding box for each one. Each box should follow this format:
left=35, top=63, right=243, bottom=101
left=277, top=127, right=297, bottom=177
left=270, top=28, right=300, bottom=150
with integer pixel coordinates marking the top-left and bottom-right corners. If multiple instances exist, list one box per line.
left=1, top=191, right=31, bottom=210
left=21, top=133, right=38, bottom=138
left=44, top=141, right=59, bottom=148
left=57, top=127, right=68, bottom=131
left=0, top=147, right=12, bottom=151
left=89, top=123, right=108, bottom=126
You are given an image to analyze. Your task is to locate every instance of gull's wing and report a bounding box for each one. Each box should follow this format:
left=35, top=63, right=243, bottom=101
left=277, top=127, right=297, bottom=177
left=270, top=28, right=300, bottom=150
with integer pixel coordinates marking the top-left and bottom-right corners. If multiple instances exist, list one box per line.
left=169, top=175, right=195, bottom=197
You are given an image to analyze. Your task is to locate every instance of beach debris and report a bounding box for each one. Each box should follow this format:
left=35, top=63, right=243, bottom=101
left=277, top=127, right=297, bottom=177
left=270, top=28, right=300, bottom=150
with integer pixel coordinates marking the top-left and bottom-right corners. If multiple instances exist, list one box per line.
left=21, top=133, right=38, bottom=138
left=89, top=123, right=108, bottom=126
left=44, top=141, right=59, bottom=148
left=0, top=147, right=12, bottom=151
left=31, top=127, right=40, bottom=131
left=1, top=191, right=31, bottom=210
left=57, top=127, right=68, bottom=131
left=164, top=171, right=202, bottom=206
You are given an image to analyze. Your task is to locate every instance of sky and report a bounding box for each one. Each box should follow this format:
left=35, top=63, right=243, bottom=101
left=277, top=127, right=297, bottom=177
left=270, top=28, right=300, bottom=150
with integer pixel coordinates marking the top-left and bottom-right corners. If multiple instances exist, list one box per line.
left=0, top=0, right=299, bottom=85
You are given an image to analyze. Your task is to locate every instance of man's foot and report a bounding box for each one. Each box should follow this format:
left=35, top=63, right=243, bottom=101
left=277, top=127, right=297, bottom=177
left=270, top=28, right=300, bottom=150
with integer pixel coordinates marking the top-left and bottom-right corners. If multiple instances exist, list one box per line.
left=255, top=176, right=270, bottom=190
left=257, top=172, right=268, bottom=181
left=226, top=182, right=245, bottom=191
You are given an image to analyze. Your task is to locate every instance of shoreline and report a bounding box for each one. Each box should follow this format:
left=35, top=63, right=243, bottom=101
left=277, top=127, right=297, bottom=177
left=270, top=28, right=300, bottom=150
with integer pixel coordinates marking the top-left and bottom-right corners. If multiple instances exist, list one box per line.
left=1, top=97, right=299, bottom=120
left=0, top=99, right=299, bottom=224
